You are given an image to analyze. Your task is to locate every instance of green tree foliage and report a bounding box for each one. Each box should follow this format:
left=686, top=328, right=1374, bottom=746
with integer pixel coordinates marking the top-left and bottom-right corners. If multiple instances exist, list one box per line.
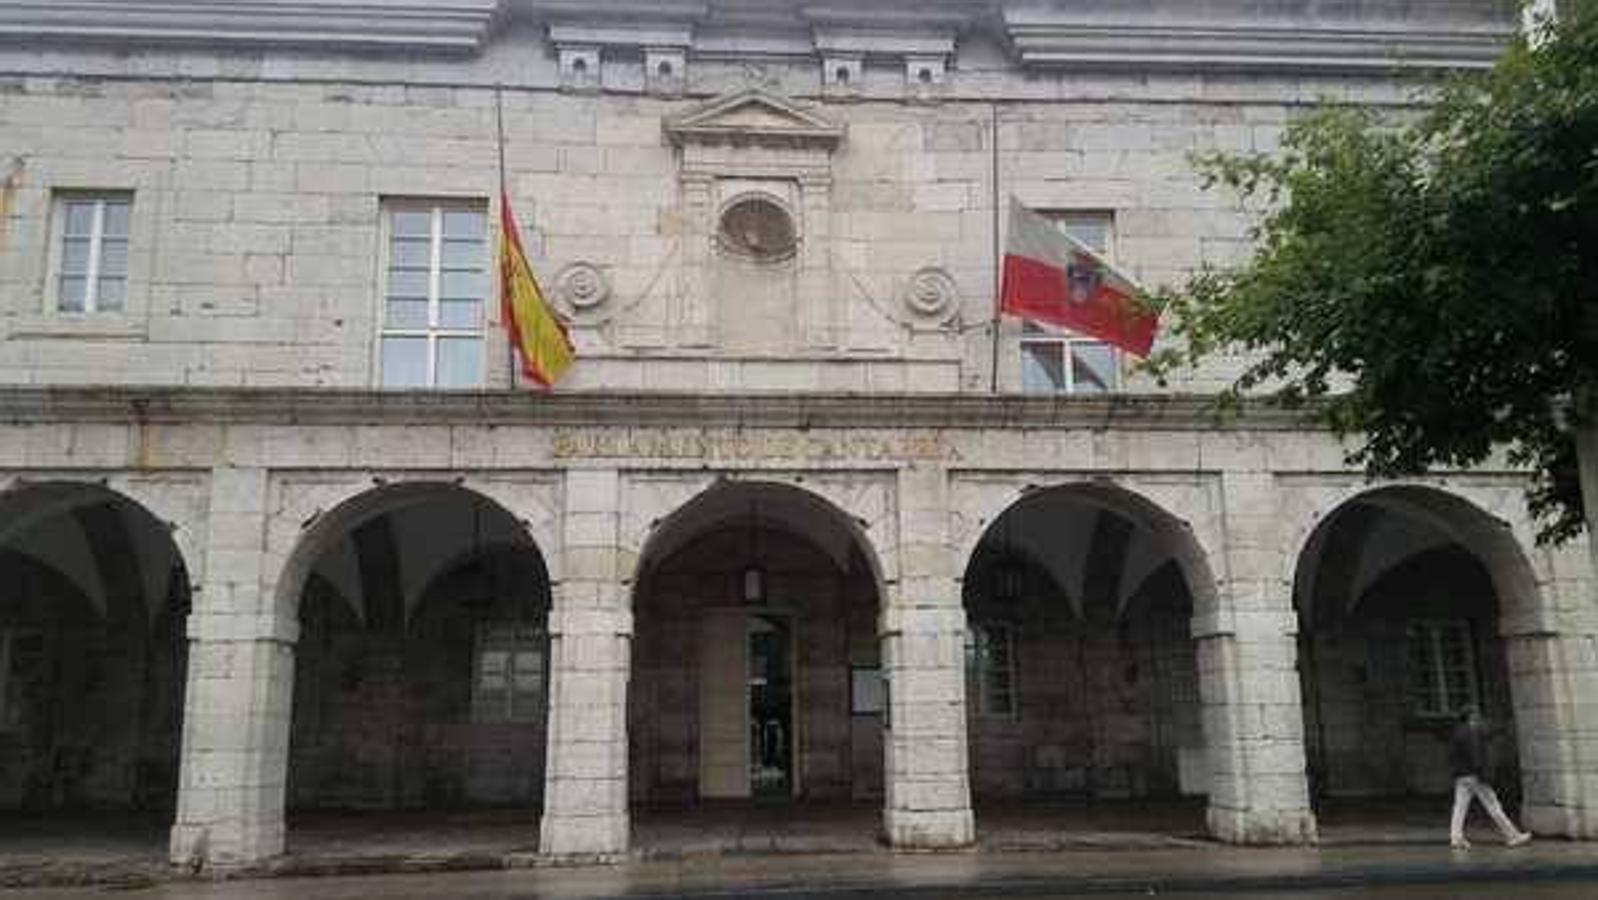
left=1146, top=1, right=1598, bottom=542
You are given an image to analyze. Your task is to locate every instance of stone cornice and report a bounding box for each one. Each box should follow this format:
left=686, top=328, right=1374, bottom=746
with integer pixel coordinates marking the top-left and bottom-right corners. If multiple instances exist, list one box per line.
left=0, top=0, right=502, bottom=53
left=1000, top=1, right=1513, bottom=73
left=0, top=386, right=1321, bottom=433
left=1002, top=23, right=1510, bottom=73
left=0, top=1, right=1513, bottom=76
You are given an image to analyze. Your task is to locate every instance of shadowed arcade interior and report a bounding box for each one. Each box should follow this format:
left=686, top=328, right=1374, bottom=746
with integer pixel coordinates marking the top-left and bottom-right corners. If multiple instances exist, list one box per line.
left=1298, top=488, right=1522, bottom=819
left=962, top=485, right=1208, bottom=836
left=629, top=481, right=884, bottom=844
left=286, top=485, right=551, bottom=843
left=0, top=482, right=189, bottom=854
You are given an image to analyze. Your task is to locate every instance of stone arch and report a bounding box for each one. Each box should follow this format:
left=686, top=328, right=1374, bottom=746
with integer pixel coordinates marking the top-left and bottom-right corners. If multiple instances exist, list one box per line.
left=625, top=475, right=891, bottom=816
left=1289, top=480, right=1551, bottom=820
left=1285, top=482, right=1542, bottom=630
left=278, top=479, right=557, bottom=817
left=269, top=476, right=560, bottom=626
left=959, top=478, right=1220, bottom=816
left=623, top=473, right=895, bottom=603
left=0, top=478, right=193, bottom=630
left=955, top=477, right=1223, bottom=623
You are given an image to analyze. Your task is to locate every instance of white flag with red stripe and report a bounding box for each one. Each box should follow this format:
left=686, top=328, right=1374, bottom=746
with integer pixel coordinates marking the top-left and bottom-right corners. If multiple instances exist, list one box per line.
left=999, top=197, right=1158, bottom=357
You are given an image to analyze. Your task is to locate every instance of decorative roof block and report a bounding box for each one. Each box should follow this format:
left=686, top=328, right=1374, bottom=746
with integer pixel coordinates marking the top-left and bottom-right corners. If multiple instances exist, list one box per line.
left=665, top=90, right=843, bottom=149
left=0, top=0, right=502, bottom=52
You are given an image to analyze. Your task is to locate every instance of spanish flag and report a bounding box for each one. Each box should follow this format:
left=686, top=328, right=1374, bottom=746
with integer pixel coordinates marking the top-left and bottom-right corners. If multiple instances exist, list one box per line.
left=499, top=190, right=574, bottom=388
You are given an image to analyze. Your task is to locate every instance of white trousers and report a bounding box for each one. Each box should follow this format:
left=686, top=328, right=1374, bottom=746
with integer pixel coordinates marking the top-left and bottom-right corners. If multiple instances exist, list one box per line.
left=1450, top=775, right=1521, bottom=841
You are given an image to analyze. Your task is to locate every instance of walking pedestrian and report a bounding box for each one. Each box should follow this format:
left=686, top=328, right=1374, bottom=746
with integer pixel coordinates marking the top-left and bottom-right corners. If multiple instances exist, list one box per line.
left=1448, top=707, right=1532, bottom=849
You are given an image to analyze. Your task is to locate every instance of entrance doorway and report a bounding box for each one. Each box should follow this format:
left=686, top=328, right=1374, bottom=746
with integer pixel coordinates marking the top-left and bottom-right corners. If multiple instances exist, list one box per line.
left=697, top=609, right=797, bottom=800
left=748, top=613, right=794, bottom=799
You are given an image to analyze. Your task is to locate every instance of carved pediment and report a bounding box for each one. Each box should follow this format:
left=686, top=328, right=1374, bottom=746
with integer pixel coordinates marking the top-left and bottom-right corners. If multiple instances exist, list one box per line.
left=665, top=90, right=844, bottom=150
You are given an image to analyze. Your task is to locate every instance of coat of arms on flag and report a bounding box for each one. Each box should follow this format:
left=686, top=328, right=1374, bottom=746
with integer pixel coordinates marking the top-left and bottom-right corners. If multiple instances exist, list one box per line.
left=1000, top=198, right=1159, bottom=357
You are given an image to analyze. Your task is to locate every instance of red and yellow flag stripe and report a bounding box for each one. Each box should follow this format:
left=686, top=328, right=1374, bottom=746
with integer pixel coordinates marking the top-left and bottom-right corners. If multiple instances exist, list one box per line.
left=499, top=190, right=574, bottom=389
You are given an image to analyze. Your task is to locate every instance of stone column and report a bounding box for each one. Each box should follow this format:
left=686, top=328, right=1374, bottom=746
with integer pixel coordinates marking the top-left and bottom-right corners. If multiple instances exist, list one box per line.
left=170, top=467, right=295, bottom=868
left=882, top=466, right=974, bottom=849
left=1197, top=472, right=1316, bottom=845
left=1506, top=433, right=1598, bottom=840
left=539, top=469, right=631, bottom=859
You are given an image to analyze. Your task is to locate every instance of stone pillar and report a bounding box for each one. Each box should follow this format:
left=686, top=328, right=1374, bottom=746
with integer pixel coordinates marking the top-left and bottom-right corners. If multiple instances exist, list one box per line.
left=1505, top=461, right=1598, bottom=840
left=674, top=173, right=714, bottom=347
left=882, top=465, right=974, bottom=849
left=170, top=467, right=295, bottom=868
left=539, top=469, right=631, bottom=859
left=1197, top=472, right=1316, bottom=845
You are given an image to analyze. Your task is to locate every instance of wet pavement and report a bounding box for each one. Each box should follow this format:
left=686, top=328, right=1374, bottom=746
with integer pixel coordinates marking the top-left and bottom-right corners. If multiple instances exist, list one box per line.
left=3, top=801, right=1590, bottom=895
left=5, top=843, right=1598, bottom=898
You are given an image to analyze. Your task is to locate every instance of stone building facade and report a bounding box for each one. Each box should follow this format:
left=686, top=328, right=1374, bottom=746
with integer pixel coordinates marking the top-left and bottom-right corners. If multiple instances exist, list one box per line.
left=1, top=0, right=1596, bottom=870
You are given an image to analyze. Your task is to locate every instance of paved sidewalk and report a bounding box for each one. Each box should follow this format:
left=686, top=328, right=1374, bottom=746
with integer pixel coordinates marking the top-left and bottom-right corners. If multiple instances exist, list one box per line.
left=0, top=801, right=1572, bottom=892
left=8, top=842, right=1598, bottom=899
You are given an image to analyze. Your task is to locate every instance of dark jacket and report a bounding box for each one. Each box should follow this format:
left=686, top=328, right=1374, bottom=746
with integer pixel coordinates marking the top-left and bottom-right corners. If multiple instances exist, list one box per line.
left=1449, top=720, right=1492, bottom=779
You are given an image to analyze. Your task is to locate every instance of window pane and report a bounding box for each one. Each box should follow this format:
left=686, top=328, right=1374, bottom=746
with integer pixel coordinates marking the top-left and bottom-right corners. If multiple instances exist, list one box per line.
left=96, top=277, right=126, bottom=311
left=478, top=650, right=509, bottom=688
left=60, top=238, right=92, bottom=275
left=391, top=209, right=432, bottom=238
left=99, top=239, right=129, bottom=277
left=385, top=298, right=429, bottom=329
left=1071, top=342, right=1117, bottom=394
left=439, top=298, right=480, bottom=330
left=441, top=238, right=482, bottom=270
left=101, top=201, right=131, bottom=237
left=380, top=336, right=429, bottom=387
left=512, top=650, right=544, bottom=692
left=441, top=269, right=486, bottom=301
left=442, top=210, right=485, bottom=239
left=1054, top=215, right=1111, bottom=254
left=57, top=276, right=87, bottom=312
left=436, top=336, right=483, bottom=388
left=63, top=202, right=96, bottom=237
left=389, top=237, right=432, bottom=270
left=386, top=267, right=429, bottom=299
left=1021, top=341, right=1066, bottom=393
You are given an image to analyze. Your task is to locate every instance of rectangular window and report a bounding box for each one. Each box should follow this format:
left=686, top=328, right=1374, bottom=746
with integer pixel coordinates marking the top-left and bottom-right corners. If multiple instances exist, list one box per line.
left=965, top=622, right=1016, bottom=718
left=52, top=193, right=132, bottom=313
left=1019, top=210, right=1121, bottom=395
left=1407, top=620, right=1480, bottom=718
left=378, top=200, right=488, bottom=389
left=0, top=628, right=34, bottom=734
left=471, top=623, right=546, bottom=724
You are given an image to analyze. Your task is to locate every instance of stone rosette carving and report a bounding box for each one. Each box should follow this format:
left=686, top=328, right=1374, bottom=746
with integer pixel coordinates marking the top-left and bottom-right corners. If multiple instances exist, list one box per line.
left=902, top=266, right=959, bottom=325
left=552, top=261, right=611, bottom=314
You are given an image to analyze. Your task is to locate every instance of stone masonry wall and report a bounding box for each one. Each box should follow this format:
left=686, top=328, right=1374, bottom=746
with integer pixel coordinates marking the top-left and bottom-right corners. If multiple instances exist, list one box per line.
left=0, top=46, right=1426, bottom=394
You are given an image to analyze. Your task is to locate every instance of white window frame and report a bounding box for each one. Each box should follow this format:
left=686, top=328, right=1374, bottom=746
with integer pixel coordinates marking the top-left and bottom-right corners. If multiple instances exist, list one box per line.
left=375, top=198, right=490, bottom=389
left=0, top=628, right=12, bottom=733
left=46, top=192, right=133, bottom=314
left=1019, top=209, right=1123, bottom=395
left=470, top=623, right=546, bottom=725
left=1407, top=619, right=1480, bottom=719
left=966, top=621, right=1017, bottom=719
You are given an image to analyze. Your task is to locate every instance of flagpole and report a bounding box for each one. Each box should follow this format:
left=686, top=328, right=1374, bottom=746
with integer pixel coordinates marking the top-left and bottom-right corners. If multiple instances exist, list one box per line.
left=494, top=85, right=518, bottom=388
left=988, top=102, right=1002, bottom=394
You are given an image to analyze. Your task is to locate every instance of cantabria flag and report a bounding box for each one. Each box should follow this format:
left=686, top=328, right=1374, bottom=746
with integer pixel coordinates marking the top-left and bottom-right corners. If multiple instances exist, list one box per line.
left=1000, top=197, right=1158, bottom=357
left=498, top=191, right=574, bottom=388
